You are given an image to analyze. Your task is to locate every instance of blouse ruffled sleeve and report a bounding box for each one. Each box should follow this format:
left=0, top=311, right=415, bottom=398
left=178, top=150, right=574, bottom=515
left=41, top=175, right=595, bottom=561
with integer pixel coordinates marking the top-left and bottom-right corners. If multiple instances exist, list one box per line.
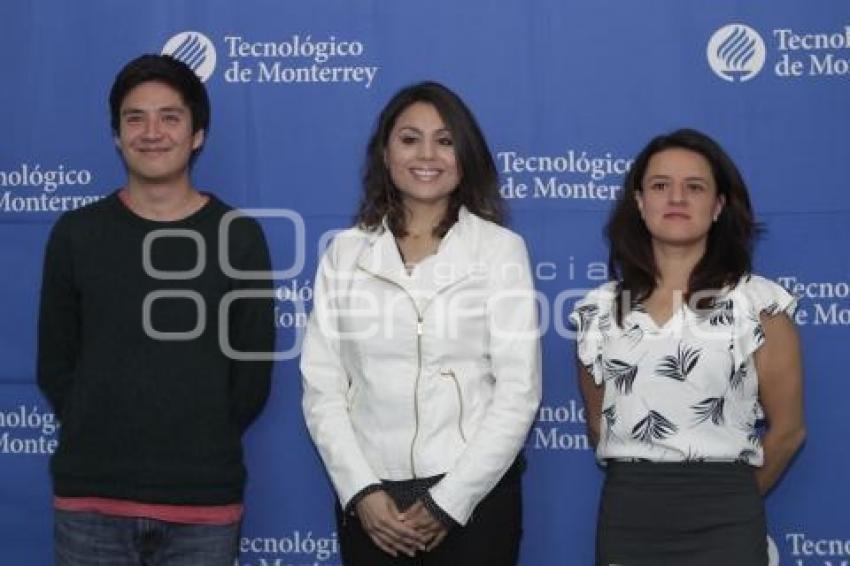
left=732, top=274, right=798, bottom=367
left=569, top=284, right=616, bottom=385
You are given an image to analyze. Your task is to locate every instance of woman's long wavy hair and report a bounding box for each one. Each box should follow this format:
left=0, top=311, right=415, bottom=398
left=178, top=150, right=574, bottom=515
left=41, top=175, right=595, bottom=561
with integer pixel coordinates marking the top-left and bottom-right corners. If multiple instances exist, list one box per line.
left=355, top=81, right=505, bottom=236
left=606, top=128, right=761, bottom=325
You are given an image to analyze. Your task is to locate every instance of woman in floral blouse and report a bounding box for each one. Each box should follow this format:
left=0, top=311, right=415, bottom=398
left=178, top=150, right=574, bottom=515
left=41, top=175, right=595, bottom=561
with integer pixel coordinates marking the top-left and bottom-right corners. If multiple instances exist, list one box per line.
left=572, top=128, right=805, bottom=565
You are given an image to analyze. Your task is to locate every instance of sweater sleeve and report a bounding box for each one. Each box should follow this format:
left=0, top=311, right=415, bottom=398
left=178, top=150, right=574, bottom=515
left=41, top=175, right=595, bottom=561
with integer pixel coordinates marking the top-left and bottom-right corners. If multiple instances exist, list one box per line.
left=227, top=217, right=275, bottom=432
left=37, top=216, right=80, bottom=419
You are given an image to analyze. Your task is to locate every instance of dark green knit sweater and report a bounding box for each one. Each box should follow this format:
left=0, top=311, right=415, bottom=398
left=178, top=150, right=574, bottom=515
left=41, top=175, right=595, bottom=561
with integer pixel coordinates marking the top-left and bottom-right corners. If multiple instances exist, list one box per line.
left=37, top=192, right=274, bottom=504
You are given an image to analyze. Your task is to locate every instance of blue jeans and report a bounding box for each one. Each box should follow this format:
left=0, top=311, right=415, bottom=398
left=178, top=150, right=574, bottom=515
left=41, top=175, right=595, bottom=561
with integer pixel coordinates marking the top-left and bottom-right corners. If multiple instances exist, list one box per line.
left=54, top=509, right=240, bottom=566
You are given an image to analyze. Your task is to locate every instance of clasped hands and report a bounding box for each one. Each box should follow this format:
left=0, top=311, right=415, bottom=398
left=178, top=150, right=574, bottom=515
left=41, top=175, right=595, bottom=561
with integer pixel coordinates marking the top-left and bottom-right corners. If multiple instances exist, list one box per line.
left=355, top=490, right=450, bottom=557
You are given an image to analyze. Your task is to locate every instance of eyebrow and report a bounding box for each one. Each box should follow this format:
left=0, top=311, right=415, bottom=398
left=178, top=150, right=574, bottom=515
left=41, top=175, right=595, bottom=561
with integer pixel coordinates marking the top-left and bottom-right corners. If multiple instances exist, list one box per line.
left=396, top=125, right=451, bottom=135
left=645, top=174, right=709, bottom=182
left=121, top=106, right=187, bottom=116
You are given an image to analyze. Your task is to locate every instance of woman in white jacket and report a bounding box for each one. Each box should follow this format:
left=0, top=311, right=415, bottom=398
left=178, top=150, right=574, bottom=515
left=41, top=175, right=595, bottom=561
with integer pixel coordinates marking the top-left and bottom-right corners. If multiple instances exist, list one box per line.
left=301, top=82, right=541, bottom=565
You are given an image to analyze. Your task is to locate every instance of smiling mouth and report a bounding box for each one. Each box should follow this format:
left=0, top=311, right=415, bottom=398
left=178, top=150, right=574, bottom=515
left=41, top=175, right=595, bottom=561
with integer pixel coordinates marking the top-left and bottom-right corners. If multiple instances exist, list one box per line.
left=410, top=167, right=442, bottom=181
left=663, top=212, right=691, bottom=219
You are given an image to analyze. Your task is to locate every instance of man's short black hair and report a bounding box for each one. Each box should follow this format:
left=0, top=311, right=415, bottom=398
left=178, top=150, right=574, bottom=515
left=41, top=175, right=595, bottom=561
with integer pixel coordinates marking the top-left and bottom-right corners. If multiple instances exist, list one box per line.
left=109, top=54, right=210, bottom=136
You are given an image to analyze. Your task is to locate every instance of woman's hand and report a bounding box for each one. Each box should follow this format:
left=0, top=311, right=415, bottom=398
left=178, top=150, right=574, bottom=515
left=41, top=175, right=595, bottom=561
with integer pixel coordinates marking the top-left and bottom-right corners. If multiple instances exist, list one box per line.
left=355, top=491, right=427, bottom=556
left=402, top=500, right=450, bottom=551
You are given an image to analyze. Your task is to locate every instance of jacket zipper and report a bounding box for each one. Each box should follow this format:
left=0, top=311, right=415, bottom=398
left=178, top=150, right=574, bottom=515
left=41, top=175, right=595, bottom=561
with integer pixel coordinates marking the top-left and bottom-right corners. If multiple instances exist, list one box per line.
left=440, top=369, right=467, bottom=442
left=357, top=266, right=426, bottom=478
left=412, top=316, right=423, bottom=476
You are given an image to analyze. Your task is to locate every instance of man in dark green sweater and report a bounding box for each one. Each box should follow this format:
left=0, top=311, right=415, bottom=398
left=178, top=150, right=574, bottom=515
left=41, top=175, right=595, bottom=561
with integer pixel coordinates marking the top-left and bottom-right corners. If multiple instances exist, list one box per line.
left=37, top=54, right=275, bottom=565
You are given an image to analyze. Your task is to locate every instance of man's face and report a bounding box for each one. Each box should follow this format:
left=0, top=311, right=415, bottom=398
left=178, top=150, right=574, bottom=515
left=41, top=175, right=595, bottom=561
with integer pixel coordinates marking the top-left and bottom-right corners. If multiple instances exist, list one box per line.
left=115, top=81, right=203, bottom=185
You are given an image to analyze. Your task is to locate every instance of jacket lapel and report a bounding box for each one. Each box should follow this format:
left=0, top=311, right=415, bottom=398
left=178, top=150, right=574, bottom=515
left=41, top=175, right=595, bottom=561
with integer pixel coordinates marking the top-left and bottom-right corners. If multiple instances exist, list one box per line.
left=355, top=227, right=408, bottom=288
left=354, top=207, right=479, bottom=296
left=416, top=207, right=477, bottom=295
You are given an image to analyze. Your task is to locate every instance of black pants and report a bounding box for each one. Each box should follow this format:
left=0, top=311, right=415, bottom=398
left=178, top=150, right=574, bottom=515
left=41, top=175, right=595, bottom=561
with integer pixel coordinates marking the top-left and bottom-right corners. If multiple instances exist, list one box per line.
left=336, top=463, right=523, bottom=566
left=596, top=461, right=767, bottom=566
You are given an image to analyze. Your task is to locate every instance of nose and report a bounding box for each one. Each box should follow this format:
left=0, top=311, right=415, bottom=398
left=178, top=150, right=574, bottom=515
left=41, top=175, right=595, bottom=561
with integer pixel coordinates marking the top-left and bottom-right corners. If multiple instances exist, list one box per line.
left=141, top=117, right=163, bottom=140
left=416, top=140, right=436, bottom=160
left=668, top=182, right=686, bottom=204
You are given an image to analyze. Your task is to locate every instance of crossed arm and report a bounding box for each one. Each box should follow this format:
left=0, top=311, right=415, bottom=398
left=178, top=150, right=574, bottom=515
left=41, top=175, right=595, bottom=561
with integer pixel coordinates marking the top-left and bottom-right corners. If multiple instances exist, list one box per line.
left=754, top=312, right=806, bottom=494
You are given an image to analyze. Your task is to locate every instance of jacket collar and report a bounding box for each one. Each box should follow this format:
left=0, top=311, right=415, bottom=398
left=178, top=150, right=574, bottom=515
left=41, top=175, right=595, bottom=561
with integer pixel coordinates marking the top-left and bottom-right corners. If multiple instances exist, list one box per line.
left=355, top=206, right=478, bottom=293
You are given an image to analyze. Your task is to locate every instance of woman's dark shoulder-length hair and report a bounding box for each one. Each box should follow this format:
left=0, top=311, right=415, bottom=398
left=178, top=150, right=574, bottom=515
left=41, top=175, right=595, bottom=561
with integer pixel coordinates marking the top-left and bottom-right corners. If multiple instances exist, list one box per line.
left=355, top=81, right=505, bottom=236
left=605, top=128, right=761, bottom=324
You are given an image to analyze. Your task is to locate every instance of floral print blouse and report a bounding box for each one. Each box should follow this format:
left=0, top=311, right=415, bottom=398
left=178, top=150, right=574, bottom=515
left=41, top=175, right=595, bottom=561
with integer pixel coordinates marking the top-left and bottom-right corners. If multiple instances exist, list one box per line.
left=571, top=275, right=796, bottom=465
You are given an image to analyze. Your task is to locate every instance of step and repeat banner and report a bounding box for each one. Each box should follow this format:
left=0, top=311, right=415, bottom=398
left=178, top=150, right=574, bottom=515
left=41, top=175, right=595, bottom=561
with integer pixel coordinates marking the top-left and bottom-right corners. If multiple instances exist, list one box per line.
left=1, top=1, right=847, bottom=564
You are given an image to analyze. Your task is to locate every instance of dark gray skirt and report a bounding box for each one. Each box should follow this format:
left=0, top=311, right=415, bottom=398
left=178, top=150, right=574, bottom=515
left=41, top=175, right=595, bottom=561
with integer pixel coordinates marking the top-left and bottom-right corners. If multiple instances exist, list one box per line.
left=597, top=461, right=767, bottom=566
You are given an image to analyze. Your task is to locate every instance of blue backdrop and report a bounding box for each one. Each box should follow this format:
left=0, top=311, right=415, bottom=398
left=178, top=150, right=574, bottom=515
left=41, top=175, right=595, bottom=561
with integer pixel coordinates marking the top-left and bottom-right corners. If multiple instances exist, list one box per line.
left=1, top=2, right=847, bottom=564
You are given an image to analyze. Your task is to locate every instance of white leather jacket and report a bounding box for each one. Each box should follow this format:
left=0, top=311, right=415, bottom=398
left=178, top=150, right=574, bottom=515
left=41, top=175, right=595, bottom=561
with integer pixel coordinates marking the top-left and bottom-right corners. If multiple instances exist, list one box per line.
left=301, top=207, right=541, bottom=525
